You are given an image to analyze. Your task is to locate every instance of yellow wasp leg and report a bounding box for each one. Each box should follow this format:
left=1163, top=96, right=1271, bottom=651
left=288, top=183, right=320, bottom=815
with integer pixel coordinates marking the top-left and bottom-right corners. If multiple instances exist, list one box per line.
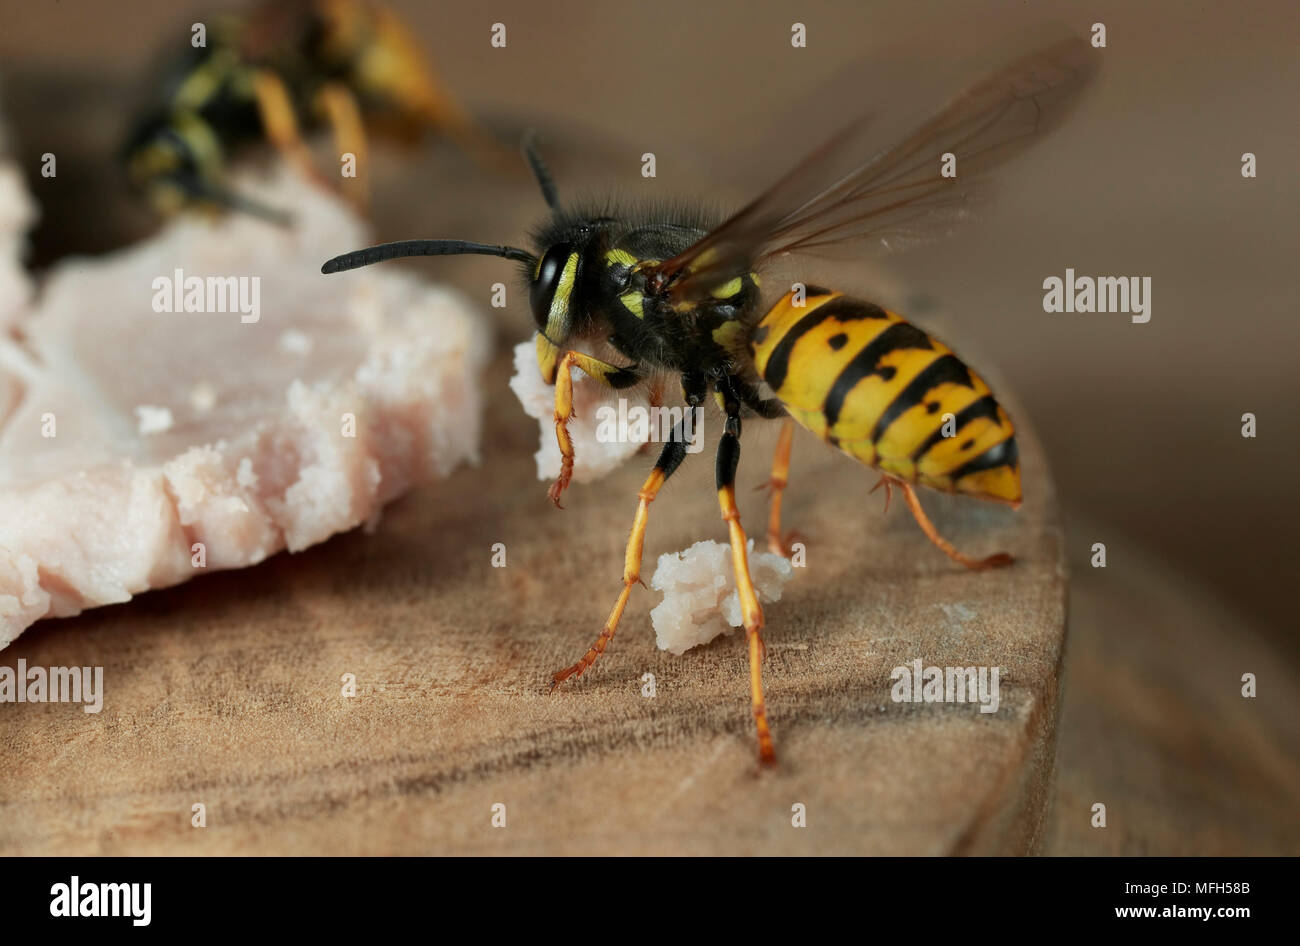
left=895, top=479, right=1014, bottom=571
left=314, top=81, right=370, bottom=214
left=251, top=69, right=329, bottom=190
left=869, top=474, right=896, bottom=514
left=548, top=352, right=578, bottom=508
left=764, top=418, right=797, bottom=556
left=547, top=350, right=639, bottom=508
left=550, top=424, right=689, bottom=690
left=717, top=407, right=776, bottom=767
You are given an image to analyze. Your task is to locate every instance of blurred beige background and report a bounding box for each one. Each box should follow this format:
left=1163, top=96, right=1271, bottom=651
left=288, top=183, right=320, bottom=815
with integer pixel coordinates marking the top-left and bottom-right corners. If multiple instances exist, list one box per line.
left=1, top=0, right=1296, bottom=852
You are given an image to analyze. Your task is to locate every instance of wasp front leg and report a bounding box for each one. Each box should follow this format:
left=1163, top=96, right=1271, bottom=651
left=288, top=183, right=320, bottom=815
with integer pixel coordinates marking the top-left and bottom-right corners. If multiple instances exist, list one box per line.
left=717, top=384, right=777, bottom=767
left=548, top=350, right=640, bottom=508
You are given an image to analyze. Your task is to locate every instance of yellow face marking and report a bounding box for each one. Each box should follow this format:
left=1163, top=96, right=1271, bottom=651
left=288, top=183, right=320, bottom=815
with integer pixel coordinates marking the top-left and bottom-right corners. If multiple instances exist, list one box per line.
left=544, top=252, right=580, bottom=337
left=535, top=332, right=559, bottom=384
left=619, top=290, right=645, bottom=319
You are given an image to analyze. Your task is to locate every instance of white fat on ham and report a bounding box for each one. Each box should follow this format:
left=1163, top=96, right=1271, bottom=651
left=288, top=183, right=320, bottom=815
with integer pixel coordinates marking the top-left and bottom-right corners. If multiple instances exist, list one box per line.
left=0, top=168, right=489, bottom=648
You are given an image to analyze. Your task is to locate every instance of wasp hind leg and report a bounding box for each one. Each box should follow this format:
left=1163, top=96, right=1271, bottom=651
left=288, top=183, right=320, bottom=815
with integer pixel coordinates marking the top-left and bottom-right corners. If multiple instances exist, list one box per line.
left=549, top=419, right=690, bottom=690
left=730, top=380, right=797, bottom=558
left=894, top=479, right=1014, bottom=571
left=762, top=418, right=799, bottom=557
left=717, top=388, right=777, bottom=767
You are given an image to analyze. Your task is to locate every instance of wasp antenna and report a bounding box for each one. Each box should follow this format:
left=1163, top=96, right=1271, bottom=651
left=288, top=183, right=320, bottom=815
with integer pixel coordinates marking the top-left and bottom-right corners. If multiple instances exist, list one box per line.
left=321, top=239, right=536, bottom=275
left=522, top=131, right=559, bottom=209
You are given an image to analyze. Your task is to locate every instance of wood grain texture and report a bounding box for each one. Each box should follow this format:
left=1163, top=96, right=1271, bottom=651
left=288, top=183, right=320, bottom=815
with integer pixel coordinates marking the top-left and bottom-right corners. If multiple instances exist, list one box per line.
left=0, top=356, right=1065, bottom=855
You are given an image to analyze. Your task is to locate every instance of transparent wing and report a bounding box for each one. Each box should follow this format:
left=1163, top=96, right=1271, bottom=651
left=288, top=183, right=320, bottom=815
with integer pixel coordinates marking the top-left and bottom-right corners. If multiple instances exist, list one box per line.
left=645, top=35, right=1096, bottom=302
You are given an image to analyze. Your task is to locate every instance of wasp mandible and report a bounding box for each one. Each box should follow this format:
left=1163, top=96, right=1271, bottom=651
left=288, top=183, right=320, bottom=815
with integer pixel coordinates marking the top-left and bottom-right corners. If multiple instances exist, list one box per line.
left=322, top=37, right=1096, bottom=766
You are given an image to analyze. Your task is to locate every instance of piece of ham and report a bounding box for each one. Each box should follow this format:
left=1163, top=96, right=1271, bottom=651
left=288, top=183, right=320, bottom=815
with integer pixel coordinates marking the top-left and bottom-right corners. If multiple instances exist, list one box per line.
left=648, top=539, right=796, bottom=655
left=0, top=169, right=488, bottom=648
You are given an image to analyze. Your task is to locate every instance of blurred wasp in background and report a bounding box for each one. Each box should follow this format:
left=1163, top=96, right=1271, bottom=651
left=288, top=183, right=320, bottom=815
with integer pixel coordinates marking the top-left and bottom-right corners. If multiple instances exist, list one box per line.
left=123, top=0, right=499, bottom=222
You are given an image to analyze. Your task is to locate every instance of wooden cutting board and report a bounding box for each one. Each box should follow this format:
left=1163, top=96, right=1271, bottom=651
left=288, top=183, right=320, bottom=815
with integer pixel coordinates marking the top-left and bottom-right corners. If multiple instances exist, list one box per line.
left=0, top=355, right=1065, bottom=855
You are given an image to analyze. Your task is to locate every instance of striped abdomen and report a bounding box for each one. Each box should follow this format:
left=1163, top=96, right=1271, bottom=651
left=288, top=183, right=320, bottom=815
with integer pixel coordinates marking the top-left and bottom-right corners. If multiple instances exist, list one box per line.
left=749, top=288, right=1021, bottom=506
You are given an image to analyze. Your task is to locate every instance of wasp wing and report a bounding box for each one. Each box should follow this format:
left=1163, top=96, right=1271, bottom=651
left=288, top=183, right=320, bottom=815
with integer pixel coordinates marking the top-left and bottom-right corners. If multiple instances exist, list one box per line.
left=645, top=35, right=1096, bottom=303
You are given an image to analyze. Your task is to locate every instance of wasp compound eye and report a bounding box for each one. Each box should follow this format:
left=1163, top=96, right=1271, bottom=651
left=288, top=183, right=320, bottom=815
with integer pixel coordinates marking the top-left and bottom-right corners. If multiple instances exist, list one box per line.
left=530, top=242, right=576, bottom=334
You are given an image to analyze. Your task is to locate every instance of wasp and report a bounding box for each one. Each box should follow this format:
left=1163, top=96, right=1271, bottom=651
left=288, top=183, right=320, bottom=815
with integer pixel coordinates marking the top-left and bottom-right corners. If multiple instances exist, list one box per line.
left=124, top=0, right=496, bottom=222
left=321, top=38, right=1095, bottom=766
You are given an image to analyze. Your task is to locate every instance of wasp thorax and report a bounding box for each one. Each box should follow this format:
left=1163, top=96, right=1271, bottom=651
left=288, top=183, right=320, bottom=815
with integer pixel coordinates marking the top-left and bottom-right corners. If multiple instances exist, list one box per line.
left=530, top=242, right=577, bottom=335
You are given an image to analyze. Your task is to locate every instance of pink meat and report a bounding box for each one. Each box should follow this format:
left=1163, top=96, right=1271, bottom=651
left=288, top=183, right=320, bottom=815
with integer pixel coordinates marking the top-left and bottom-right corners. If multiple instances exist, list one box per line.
left=0, top=170, right=488, bottom=647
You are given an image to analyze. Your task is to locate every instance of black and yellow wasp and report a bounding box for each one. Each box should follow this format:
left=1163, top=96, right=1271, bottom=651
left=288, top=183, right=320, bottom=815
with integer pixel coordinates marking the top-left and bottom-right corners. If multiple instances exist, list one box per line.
left=322, top=38, right=1095, bottom=766
left=124, top=0, right=492, bottom=221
